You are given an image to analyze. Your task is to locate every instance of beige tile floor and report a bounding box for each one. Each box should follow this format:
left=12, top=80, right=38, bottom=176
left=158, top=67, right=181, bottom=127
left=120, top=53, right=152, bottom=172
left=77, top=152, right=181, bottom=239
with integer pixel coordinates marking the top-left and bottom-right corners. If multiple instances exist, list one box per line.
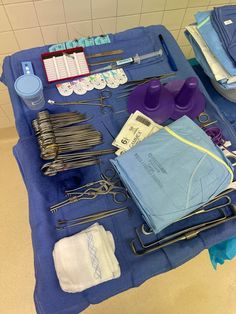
left=1, top=129, right=236, bottom=314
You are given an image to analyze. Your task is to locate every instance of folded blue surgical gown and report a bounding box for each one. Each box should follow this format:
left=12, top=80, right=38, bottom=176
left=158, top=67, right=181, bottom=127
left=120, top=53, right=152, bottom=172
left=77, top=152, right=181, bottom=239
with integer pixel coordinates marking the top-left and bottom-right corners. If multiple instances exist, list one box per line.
left=185, top=29, right=236, bottom=89
left=111, top=116, right=233, bottom=234
left=196, top=11, right=236, bottom=78
left=211, top=5, right=236, bottom=65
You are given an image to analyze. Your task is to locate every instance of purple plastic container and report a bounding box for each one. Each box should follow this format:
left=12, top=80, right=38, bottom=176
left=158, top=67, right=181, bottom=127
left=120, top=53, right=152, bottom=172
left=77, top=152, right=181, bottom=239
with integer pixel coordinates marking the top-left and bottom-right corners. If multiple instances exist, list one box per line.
left=127, top=79, right=175, bottom=123
left=165, top=77, right=205, bottom=120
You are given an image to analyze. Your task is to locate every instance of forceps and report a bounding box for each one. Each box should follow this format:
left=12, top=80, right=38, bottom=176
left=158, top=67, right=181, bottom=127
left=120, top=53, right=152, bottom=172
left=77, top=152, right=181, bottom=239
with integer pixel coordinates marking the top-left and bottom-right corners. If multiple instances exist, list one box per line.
left=176, top=190, right=233, bottom=222
left=49, top=168, right=129, bottom=213
left=49, top=182, right=128, bottom=213
left=116, top=72, right=176, bottom=98
left=131, top=205, right=236, bottom=256
left=56, top=206, right=130, bottom=230
left=131, top=191, right=236, bottom=255
left=48, top=90, right=113, bottom=111
left=67, top=181, right=126, bottom=201
left=41, top=148, right=115, bottom=176
left=66, top=168, right=128, bottom=203
left=140, top=188, right=235, bottom=235
left=65, top=168, right=121, bottom=194
left=98, top=181, right=128, bottom=203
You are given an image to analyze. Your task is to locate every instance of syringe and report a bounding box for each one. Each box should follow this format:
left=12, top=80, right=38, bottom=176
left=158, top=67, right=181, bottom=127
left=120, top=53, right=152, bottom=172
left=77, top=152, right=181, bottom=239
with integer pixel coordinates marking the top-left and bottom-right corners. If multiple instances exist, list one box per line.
left=90, top=49, right=163, bottom=74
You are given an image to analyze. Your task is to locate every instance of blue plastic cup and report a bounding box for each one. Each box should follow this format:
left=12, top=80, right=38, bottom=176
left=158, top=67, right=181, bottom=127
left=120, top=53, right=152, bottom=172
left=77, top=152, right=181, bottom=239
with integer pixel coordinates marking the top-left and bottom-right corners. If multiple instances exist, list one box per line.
left=14, top=74, right=45, bottom=110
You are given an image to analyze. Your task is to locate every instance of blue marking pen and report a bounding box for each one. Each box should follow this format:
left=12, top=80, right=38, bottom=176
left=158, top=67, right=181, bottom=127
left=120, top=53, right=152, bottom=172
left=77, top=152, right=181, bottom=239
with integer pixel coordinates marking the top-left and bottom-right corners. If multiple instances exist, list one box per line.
left=159, top=34, right=177, bottom=71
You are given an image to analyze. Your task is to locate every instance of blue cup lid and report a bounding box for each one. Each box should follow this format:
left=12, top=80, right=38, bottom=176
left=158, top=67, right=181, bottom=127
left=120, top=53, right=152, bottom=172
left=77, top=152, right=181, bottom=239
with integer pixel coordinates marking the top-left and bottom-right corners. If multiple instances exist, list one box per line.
left=14, top=74, right=43, bottom=98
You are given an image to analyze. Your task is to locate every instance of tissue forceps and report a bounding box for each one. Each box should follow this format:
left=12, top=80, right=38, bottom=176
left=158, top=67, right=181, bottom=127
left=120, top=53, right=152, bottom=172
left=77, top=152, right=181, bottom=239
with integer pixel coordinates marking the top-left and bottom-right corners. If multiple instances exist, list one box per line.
left=116, top=72, right=176, bottom=98
left=56, top=206, right=130, bottom=230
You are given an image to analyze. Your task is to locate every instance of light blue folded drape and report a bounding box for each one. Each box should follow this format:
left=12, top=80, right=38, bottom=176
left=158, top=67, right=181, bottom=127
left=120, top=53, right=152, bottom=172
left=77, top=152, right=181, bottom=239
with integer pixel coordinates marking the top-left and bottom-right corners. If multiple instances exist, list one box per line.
left=111, top=116, right=233, bottom=234
left=211, top=5, right=236, bottom=65
left=196, top=11, right=236, bottom=77
left=185, top=30, right=236, bottom=89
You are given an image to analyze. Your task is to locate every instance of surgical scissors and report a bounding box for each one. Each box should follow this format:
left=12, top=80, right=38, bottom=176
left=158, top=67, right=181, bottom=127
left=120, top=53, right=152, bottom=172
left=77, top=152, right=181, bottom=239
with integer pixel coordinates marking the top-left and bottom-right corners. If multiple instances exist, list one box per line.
left=48, top=90, right=113, bottom=112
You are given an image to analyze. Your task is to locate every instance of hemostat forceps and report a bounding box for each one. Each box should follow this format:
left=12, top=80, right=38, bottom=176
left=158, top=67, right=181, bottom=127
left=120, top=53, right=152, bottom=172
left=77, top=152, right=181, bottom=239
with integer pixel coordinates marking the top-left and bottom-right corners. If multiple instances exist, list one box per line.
left=41, top=148, right=115, bottom=176
left=32, top=110, right=102, bottom=160
left=48, top=90, right=113, bottom=112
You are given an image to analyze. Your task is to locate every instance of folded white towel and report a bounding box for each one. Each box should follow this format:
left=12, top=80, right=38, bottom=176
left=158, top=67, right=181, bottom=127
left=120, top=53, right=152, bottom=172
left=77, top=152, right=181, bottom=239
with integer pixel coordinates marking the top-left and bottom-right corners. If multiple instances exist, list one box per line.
left=53, top=223, right=121, bottom=293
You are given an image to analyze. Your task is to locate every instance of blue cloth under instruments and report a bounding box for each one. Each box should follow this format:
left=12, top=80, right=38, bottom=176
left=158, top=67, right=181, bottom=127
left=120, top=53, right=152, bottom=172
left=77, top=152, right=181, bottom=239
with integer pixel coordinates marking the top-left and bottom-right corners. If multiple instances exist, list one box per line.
left=2, top=25, right=236, bottom=313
